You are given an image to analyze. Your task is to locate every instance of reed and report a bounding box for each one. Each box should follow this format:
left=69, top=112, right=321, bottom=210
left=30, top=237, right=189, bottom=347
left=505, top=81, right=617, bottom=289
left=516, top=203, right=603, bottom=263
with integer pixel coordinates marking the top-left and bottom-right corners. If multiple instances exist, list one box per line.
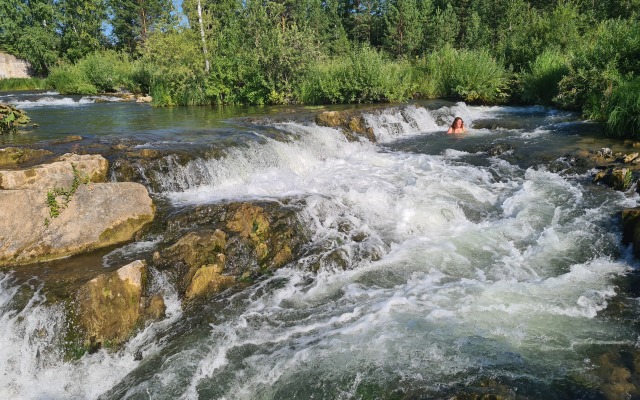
left=605, top=77, right=640, bottom=138
left=0, top=78, right=50, bottom=92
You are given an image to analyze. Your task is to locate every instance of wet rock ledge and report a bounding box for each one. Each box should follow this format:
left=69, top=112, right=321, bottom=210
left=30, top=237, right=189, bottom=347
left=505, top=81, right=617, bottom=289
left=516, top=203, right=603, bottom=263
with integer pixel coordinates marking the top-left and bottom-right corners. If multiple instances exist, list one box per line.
left=0, top=153, right=155, bottom=266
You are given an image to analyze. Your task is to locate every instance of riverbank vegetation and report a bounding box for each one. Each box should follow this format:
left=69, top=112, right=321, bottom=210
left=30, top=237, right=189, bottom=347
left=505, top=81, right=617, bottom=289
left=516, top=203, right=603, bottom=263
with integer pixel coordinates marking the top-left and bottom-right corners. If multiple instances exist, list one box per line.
left=0, top=78, right=50, bottom=92
left=0, top=0, right=639, bottom=136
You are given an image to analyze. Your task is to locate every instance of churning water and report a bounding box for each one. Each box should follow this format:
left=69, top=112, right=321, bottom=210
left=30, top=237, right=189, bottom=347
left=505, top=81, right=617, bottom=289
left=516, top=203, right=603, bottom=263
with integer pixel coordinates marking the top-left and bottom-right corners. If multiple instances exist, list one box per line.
left=1, top=97, right=639, bottom=399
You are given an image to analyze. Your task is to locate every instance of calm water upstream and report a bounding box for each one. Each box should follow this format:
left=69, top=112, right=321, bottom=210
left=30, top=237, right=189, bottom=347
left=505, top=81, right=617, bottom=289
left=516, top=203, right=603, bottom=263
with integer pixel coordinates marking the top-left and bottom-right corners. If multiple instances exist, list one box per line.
left=1, top=92, right=640, bottom=399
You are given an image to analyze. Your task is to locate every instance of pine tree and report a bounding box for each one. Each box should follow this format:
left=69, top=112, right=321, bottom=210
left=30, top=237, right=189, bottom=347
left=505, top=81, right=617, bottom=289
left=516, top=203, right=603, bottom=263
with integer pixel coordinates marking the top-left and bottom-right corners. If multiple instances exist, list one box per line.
left=109, top=0, right=173, bottom=55
left=384, top=0, right=424, bottom=58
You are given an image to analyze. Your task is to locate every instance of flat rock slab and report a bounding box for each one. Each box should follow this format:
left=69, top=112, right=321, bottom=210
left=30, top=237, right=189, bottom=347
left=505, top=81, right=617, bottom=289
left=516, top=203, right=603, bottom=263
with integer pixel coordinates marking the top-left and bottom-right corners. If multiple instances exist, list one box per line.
left=0, top=182, right=155, bottom=266
left=0, top=153, right=108, bottom=190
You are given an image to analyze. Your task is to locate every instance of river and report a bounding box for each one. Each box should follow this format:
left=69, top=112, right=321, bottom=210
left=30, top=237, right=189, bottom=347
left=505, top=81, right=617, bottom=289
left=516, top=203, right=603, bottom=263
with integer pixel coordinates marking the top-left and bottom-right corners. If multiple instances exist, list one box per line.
left=1, top=92, right=639, bottom=399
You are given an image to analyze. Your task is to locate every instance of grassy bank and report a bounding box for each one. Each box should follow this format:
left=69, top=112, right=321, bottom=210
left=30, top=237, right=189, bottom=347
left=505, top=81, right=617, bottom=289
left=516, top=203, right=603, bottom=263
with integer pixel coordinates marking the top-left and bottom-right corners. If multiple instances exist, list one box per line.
left=0, top=78, right=51, bottom=92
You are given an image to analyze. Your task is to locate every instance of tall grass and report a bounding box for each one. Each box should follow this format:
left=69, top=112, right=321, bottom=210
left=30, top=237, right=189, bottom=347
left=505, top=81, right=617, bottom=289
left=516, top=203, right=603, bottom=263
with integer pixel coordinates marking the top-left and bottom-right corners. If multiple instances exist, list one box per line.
left=297, top=46, right=414, bottom=104
left=414, top=45, right=509, bottom=103
left=0, top=78, right=50, bottom=92
left=519, top=49, right=570, bottom=105
left=604, top=77, right=640, bottom=138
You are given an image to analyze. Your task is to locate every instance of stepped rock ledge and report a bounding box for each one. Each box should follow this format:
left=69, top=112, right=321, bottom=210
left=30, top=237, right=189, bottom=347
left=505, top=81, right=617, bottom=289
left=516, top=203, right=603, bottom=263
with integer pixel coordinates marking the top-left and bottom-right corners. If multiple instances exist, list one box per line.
left=0, top=153, right=155, bottom=266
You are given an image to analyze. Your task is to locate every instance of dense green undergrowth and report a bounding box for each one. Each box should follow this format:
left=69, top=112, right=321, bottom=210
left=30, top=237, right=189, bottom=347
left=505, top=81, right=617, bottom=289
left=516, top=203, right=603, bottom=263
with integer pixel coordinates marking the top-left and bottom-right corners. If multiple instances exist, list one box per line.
left=0, top=78, right=50, bottom=91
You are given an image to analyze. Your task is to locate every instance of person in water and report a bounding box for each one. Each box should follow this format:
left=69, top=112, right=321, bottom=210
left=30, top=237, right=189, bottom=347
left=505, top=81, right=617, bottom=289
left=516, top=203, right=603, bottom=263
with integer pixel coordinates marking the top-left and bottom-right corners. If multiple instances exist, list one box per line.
left=447, top=117, right=465, bottom=134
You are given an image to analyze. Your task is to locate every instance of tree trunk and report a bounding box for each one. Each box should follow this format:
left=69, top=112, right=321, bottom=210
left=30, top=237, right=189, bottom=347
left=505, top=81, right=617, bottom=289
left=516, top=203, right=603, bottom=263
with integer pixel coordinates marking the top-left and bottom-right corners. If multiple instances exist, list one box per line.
left=197, top=0, right=210, bottom=73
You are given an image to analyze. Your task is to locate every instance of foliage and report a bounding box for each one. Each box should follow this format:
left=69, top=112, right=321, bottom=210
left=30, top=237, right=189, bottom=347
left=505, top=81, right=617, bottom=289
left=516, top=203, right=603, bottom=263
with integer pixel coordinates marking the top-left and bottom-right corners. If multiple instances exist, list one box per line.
left=555, top=18, right=640, bottom=118
left=109, top=0, right=174, bottom=54
left=0, top=103, right=30, bottom=133
left=46, top=50, right=145, bottom=94
left=415, top=45, right=509, bottom=103
left=0, top=78, right=49, bottom=91
left=603, top=77, right=640, bottom=138
left=44, top=164, right=89, bottom=224
left=518, top=49, right=570, bottom=105
left=46, top=63, right=98, bottom=94
left=58, top=0, right=108, bottom=62
left=298, top=45, right=414, bottom=104
left=140, top=29, right=209, bottom=106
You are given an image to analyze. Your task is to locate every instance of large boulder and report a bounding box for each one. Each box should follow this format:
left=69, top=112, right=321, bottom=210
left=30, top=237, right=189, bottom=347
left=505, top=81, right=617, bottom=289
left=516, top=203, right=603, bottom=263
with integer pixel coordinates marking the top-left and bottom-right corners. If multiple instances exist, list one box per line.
left=0, top=182, right=155, bottom=266
left=0, top=153, right=155, bottom=266
left=0, top=153, right=108, bottom=190
left=74, top=260, right=164, bottom=350
left=154, top=201, right=309, bottom=301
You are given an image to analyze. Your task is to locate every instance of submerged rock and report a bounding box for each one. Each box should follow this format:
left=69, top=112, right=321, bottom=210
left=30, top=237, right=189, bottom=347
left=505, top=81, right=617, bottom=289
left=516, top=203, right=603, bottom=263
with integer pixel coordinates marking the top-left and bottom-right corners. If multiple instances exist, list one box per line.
left=621, top=208, right=640, bottom=258
left=154, top=201, right=309, bottom=301
left=74, top=260, right=163, bottom=350
left=0, top=147, right=53, bottom=168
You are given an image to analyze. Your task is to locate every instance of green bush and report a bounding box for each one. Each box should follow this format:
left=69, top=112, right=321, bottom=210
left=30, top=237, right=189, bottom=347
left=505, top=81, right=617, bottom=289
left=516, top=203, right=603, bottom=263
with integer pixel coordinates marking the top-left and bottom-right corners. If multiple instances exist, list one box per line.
left=555, top=19, right=640, bottom=113
left=46, top=64, right=98, bottom=95
left=298, top=46, right=414, bottom=104
left=0, top=78, right=50, bottom=91
left=519, top=49, right=570, bottom=105
left=603, top=77, right=640, bottom=138
left=46, top=51, right=147, bottom=95
left=414, top=45, right=509, bottom=103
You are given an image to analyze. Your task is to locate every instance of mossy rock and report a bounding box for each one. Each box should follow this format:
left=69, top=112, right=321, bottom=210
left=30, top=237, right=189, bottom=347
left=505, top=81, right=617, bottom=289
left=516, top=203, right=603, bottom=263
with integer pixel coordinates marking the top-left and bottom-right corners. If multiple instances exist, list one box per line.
left=594, top=167, right=633, bottom=191
left=74, top=260, right=152, bottom=349
left=155, top=201, right=310, bottom=301
left=0, top=103, right=30, bottom=133
left=316, top=110, right=376, bottom=142
left=0, top=147, right=53, bottom=168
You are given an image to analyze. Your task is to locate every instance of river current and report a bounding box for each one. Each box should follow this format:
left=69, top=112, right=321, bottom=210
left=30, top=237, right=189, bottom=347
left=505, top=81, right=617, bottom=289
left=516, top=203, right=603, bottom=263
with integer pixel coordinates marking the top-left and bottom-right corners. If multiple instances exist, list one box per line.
left=1, top=93, right=639, bottom=399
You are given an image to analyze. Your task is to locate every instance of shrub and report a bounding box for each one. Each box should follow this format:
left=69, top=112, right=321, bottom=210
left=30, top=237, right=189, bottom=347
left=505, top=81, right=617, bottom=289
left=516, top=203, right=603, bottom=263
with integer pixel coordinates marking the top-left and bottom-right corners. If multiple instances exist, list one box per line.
left=47, top=51, right=146, bottom=95
left=297, top=45, right=414, bottom=104
left=46, top=63, right=98, bottom=95
left=519, top=49, right=570, bottom=105
left=554, top=19, right=640, bottom=113
left=414, top=45, right=509, bottom=103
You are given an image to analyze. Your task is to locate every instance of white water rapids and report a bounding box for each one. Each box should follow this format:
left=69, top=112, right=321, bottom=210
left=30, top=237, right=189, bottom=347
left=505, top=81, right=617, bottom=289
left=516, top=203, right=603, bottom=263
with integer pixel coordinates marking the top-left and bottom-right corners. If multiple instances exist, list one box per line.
left=1, top=103, right=639, bottom=399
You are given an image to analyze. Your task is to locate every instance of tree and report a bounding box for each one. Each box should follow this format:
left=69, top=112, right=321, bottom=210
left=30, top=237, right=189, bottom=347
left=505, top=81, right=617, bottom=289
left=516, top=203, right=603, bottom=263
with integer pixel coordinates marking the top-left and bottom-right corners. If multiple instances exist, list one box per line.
left=109, top=0, right=174, bottom=55
left=58, top=0, right=108, bottom=62
left=0, top=0, right=60, bottom=75
left=383, top=0, right=424, bottom=58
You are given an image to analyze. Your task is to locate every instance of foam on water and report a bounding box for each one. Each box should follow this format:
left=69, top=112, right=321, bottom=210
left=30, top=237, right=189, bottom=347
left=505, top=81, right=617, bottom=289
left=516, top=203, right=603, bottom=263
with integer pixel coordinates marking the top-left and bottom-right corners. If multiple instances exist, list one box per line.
left=12, top=96, right=82, bottom=108
left=0, top=269, right=182, bottom=399
left=119, top=109, right=635, bottom=397
left=1, top=103, right=637, bottom=398
left=10, top=95, right=124, bottom=109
